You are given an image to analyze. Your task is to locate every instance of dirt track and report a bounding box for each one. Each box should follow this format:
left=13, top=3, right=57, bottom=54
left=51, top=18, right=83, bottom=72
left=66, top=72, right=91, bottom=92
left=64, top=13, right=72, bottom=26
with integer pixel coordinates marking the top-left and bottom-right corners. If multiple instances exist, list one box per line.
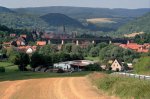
left=0, top=77, right=118, bottom=99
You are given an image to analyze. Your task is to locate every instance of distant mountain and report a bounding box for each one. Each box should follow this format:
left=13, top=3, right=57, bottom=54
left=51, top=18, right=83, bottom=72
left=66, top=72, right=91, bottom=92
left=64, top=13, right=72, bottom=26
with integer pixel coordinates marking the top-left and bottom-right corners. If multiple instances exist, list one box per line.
left=117, top=12, right=150, bottom=34
left=13, top=6, right=150, bottom=19
left=0, top=6, right=15, bottom=13
left=40, top=13, right=83, bottom=27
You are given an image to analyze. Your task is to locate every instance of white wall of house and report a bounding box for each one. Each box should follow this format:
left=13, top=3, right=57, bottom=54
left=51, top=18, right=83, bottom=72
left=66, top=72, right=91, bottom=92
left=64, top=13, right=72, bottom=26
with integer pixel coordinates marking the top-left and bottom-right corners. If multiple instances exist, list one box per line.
left=26, top=48, right=33, bottom=54
left=111, top=60, right=122, bottom=71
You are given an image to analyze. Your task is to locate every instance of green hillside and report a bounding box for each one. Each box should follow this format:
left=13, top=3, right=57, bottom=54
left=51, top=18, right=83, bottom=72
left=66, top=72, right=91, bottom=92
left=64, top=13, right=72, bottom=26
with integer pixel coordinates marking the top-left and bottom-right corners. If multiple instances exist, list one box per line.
left=0, top=13, right=49, bottom=29
left=117, top=12, right=150, bottom=34
left=13, top=6, right=150, bottom=19
left=0, top=6, right=15, bottom=13
left=40, top=13, right=83, bottom=27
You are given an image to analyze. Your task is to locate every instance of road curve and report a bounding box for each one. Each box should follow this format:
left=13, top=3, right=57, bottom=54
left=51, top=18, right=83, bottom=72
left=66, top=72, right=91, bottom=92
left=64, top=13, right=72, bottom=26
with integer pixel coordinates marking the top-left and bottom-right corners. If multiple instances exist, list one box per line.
left=0, top=77, right=118, bottom=99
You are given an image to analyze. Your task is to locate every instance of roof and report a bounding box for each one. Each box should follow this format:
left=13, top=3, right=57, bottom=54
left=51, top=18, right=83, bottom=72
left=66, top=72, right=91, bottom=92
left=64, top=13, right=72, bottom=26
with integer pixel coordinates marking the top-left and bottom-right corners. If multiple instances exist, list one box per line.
left=119, top=43, right=150, bottom=53
left=112, top=59, right=123, bottom=67
left=36, top=41, right=46, bottom=46
left=20, top=34, right=27, bottom=38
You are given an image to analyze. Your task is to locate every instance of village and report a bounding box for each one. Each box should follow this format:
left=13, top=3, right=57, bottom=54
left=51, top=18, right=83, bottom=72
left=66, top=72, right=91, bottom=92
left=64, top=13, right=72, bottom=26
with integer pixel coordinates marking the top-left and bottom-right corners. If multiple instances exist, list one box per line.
left=1, top=31, right=150, bottom=73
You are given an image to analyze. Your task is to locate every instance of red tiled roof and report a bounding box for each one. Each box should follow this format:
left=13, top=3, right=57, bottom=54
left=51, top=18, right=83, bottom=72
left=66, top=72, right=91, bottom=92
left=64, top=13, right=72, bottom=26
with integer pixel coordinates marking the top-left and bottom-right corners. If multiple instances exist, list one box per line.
left=119, top=43, right=150, bottom=53
left=36, top=41, right=46, bottom=46
left=20, top=35, right=27, bottom=38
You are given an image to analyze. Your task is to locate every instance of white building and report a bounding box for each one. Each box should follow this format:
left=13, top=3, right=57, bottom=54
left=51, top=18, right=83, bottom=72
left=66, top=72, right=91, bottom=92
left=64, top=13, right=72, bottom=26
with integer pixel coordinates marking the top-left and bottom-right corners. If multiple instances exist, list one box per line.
left=53, top=60, right=94, bottom=71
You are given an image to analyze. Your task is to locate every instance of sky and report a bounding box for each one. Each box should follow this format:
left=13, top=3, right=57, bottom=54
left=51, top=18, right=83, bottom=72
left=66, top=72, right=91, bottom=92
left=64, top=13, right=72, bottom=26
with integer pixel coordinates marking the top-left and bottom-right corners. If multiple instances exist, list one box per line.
left=0, top=0, right=150, bottom=9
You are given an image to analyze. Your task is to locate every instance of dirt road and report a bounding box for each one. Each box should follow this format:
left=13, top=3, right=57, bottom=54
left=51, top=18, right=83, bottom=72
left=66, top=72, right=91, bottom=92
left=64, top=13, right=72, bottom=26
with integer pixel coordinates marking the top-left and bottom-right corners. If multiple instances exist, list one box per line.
left=0, top=77, right=117, bottom=99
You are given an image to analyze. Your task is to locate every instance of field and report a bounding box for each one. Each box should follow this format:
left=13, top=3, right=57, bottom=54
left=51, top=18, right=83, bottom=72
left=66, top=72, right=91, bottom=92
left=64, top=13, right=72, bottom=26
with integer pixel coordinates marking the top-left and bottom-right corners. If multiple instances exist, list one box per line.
left=0, top=75, right=119, bottom=99
left=86, top=18, right=116, bottom=23
left=124, top=32, right=144, bottom=37
left=0, top=61, right=92, bottom=81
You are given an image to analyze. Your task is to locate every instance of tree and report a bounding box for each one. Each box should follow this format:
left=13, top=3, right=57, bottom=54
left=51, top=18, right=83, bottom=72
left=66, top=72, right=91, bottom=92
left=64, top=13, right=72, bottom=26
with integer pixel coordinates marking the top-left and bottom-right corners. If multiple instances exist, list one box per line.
left=63, top=43, right=73, bottom=53
left=71, top=45, right=82, bottom=55
left=89, top=47, right=100, bottom=57
left=85, top=63, right=102, bottom=71
left=9, top=52, right=30, bottom=71
left=30, top=52, right=46, bottom=68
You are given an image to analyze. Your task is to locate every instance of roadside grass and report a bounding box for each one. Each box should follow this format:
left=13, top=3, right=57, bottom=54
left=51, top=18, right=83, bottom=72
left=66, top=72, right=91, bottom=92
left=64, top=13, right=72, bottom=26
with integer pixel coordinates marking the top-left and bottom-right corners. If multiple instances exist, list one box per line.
left=0, top=71, right=92, bottom=82
left=134, top=56, right=150, bottom=76
left=92, top=74, right=150, bottom=99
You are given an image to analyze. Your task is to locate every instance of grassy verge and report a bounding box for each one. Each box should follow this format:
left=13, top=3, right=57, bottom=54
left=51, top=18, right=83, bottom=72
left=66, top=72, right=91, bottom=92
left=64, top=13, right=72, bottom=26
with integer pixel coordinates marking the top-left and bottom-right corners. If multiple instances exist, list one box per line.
left=92, top=74, right=150, bottom=99
left=0, top=71, right=92, bottom=82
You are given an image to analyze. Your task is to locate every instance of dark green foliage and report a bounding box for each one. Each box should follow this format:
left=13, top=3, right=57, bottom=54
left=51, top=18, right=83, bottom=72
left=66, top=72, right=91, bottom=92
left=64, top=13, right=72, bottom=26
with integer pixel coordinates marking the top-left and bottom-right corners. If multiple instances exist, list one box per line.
left=118, top=12, right=150, bottom=34
left=57, top=69, right=65, bottom=73
left=89, top=47, right=100, bottom=57
left=0, top=13, right=49, bottom=29
left=30, top=52, right=46, bottom=68
left=0, top=67, right=5, bottom=73
left=99, top=44, right=139, bottom=62
left=62, top=43, right=73, bottom=53
left=9, top=52, right=30, bottom=71
left=134, top=33, right=150, bottom=44
left=85, top=63, right=102, bottom=71
left=38, top=45, right=57, bottom=55
left=40, top=13, right=83, bottom=27
left=70, top=53, right=84, bottom=60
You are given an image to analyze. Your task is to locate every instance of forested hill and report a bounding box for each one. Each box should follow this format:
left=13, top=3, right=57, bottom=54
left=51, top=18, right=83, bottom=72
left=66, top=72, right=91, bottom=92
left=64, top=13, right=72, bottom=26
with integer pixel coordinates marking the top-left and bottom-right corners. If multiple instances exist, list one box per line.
left=13, top=6, right=150, bottom=19
left=0, top=13, right=49, bottom=29
left=0, top=6, right=15, bottom=13
left=40, top=13, right=83, bottom=27
left=117, top=12, right=150, bottom=34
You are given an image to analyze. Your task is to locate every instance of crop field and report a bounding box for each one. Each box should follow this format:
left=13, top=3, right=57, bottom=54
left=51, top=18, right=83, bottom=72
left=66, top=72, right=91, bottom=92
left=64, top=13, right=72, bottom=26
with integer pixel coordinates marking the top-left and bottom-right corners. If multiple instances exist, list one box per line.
left=0, top=76, right=118, bottom=99
left=86, top=18, right=116, bottom=23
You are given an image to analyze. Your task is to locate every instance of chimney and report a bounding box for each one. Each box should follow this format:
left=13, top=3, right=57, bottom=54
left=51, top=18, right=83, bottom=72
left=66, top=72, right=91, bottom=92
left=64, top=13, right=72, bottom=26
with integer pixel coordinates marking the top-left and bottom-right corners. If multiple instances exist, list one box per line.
left=127, top=40, right=130, bottom=45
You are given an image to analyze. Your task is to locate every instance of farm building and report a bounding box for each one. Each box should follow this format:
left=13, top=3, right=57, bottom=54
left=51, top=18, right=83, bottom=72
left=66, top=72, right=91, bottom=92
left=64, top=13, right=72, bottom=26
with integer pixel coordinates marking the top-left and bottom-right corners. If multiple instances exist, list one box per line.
left=54, top=60, right=94, bottom=71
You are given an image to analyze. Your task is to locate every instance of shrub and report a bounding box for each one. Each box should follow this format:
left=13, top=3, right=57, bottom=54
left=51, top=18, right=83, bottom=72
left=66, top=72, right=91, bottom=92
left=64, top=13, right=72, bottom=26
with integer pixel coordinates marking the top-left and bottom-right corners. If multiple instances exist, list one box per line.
left=57, top=69, right=65, bottom=73
left=0, top=67, right=5, bottom=73
left=85, top=63, right=102, bottom=71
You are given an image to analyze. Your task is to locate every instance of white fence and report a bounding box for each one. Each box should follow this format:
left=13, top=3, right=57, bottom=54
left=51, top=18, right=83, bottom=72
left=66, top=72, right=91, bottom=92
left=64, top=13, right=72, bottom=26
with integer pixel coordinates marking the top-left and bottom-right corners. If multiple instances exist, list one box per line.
left=112, top=72, right=150, bottom=80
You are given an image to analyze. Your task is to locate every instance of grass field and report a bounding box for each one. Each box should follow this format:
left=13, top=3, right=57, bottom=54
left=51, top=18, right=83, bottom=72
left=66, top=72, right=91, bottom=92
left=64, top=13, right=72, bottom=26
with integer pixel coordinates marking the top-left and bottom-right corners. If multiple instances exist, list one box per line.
left=0, top=61, right=92, bottom=82
left=86, top=18, right=116, bottom=23
left=89, top=73, right=150, bottom=99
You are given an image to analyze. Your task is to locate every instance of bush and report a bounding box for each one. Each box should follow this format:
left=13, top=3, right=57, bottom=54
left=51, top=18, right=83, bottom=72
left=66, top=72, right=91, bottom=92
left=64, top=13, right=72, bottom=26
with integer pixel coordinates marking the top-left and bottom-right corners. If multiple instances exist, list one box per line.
left=0, top=67, right=5, bottom=73
left=85, top=63, right=102, bottom=71
left=57, top=69, right=65, bottom=73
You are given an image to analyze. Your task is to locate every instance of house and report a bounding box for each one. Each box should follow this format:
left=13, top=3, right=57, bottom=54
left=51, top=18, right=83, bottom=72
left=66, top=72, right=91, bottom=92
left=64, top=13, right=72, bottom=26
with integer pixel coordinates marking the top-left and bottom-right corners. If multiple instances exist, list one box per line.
left=119, top=41, right=150, bottom=53
left=36, top=41, right=46, bottom=46
left=20, top=34, right=27, bottom=38
left=111, top=59, right=124, bottom=71
left=26, top=48, right=34, bottom=54
left=10, top=34, right=16, bottom=37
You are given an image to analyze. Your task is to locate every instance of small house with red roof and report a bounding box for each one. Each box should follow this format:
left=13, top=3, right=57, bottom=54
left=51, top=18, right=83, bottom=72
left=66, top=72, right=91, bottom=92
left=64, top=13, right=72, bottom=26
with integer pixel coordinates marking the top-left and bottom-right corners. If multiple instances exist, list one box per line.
left=36, top=41, right=46, bottom=46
